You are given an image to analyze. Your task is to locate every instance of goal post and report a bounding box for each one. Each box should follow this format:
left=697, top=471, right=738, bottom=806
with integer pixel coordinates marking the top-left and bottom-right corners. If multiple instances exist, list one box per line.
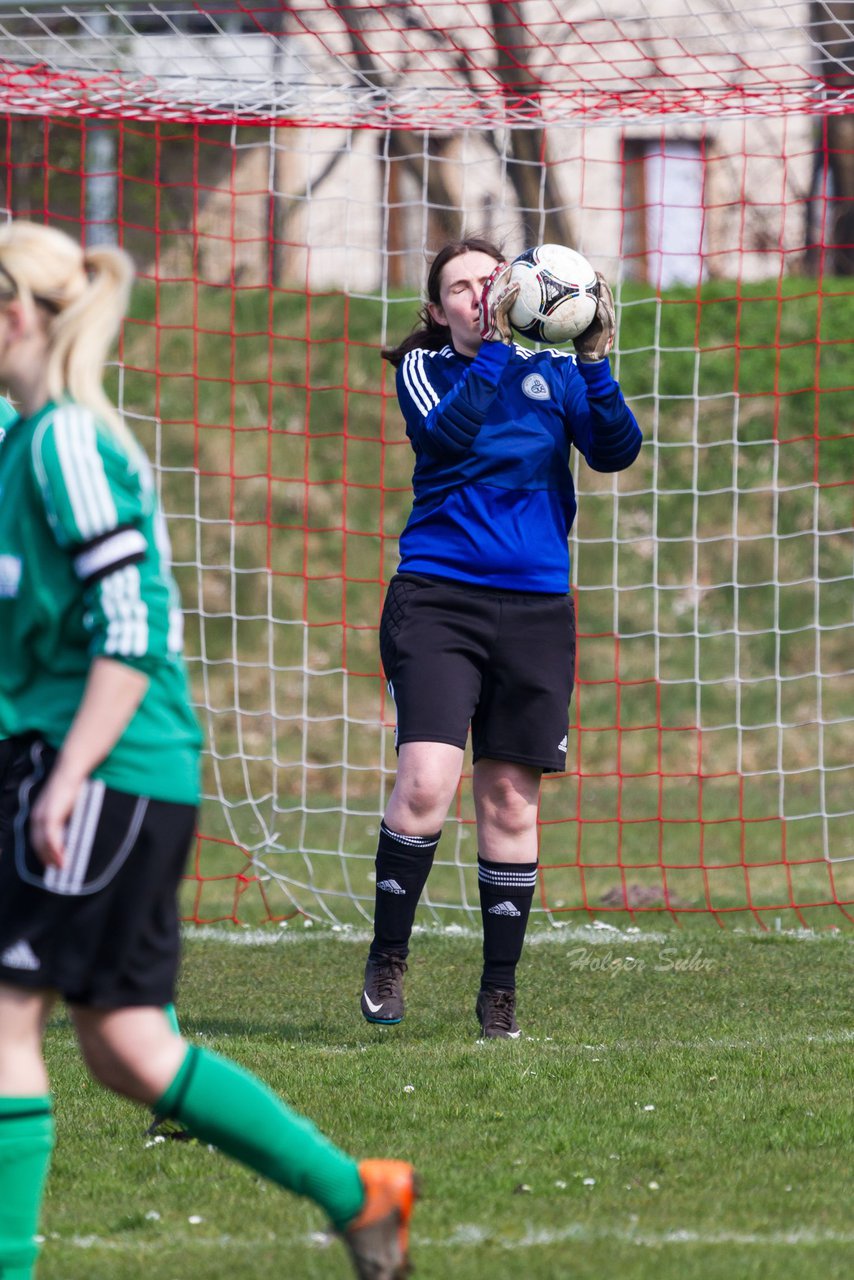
left=0, top=0, right=851, bottom=929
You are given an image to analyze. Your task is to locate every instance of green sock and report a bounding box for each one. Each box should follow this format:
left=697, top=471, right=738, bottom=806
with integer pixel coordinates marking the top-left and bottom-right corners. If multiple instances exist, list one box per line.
left=0, top=1097, right=54, bottom=1280
left=163, top=1003, right=180, bottom=1035
left=154, top=1046, right=363, bottom=1229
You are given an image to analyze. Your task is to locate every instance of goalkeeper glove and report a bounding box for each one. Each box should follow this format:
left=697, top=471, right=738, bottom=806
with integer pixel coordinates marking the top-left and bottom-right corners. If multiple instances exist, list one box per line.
left=479, top=263, right=520, bottom=345
left=573, top=272, right=616, bottom=363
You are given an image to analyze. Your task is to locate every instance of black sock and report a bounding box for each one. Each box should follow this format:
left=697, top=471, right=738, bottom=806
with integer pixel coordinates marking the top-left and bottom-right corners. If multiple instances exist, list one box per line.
left=369, top=821, right=441, bottom=959
left=478, top=855, right=538, bottom=990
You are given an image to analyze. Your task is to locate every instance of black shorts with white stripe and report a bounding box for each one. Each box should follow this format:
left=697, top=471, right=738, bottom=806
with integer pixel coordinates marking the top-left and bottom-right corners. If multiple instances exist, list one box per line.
left=0, top=737, right=196, bottom=1007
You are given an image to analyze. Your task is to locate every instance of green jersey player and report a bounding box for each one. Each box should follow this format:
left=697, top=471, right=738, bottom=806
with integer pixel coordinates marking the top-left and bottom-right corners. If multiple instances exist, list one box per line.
left=0, top=393, right=201, bottom=801
left=0, top=392, right=22, bottom=852
left=0, top=391, right=184, bottom=1039
left=0, top=392, right=15, bottom=436
left=0, top=221, right=416, bottom=1280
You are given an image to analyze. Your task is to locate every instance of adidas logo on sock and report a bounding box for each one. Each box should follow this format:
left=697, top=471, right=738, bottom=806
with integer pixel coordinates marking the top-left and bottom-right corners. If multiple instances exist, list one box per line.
left=1, top=940, right=41, bottom=971
left=377, top=878, right=406, bottom=895
left=488, top=901, right=522, bottom=917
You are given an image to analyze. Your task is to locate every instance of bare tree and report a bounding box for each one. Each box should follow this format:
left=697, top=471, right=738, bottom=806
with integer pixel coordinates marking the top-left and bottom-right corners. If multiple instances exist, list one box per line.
left=327, top=0, right=573, bottom=264
left=488, top=2, right=573, bottom=246
left=811, top=1, right=854, bottom=273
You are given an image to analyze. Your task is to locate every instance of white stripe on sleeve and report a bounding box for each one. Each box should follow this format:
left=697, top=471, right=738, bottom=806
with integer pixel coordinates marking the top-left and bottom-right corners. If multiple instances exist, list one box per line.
left=99, top=564, right=149, bottom=657
left=401, top=350, right=440, bottom=419
left=52, top=406, right=119, bottom=541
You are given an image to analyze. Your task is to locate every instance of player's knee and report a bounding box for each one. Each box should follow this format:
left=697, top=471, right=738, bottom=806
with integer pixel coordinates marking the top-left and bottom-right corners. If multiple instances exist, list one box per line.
left=396, top=774, right=450, bottom=826
left=76, top=1030, right=165, bottom=1103
left=401, top=792, right=441, bottom=828
left=479, top=776, right=536, bottom=837
left=493, top=805, right=535, bottom=841
left=77, top=1030, right=132, bottom=1093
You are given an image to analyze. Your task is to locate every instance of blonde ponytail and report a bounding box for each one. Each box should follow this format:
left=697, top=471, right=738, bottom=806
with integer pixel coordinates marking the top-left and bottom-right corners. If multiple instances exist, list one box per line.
left=0, top=221, right=134, bottom=446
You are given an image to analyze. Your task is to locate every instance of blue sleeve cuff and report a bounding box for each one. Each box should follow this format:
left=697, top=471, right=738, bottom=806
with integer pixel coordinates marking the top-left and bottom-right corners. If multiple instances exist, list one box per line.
left=471, top=341, right=515, bottom=384
left=575, top=356, right=615, bottom=393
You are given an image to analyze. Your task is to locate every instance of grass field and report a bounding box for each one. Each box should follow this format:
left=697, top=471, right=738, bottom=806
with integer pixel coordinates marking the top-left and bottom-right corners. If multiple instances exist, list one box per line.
left=38, top=925, right=853, bottom=1280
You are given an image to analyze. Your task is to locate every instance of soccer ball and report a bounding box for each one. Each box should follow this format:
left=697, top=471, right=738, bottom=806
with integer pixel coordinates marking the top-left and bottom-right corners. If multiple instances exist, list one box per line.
left=508, top=244, right=599, bottom=345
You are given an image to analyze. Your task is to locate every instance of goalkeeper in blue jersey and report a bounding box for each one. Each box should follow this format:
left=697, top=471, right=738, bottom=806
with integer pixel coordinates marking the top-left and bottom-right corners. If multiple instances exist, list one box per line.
left=0, top=222, right=416, bottom=1280
left=361, top=237, right=642, bottom=1040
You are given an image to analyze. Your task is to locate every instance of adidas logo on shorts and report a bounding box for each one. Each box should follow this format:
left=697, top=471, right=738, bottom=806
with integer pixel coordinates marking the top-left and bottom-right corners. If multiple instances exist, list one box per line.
left=1, top=940, right=41, bottom=971
left=488, top=901, right=522, bottom=917
left=377, top=878, right=406, bottom=895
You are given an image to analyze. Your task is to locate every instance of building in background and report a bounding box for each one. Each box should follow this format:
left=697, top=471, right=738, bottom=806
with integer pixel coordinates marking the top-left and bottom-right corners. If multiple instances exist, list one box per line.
left=0, top=1, right=845, bottom=288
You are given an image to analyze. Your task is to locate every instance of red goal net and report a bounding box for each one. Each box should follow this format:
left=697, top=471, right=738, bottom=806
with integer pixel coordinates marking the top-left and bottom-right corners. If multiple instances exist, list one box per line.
left=1, top=1, right=851, bottom=928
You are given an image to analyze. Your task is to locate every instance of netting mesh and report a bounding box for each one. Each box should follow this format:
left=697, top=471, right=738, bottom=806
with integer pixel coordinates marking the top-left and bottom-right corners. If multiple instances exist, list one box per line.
left=0, top=1, right=852, bottom=927
left=0, top=1, right=850, bottom=125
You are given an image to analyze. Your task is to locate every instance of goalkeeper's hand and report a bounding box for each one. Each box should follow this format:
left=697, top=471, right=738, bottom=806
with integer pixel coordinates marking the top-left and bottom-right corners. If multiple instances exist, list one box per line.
left=573, top=272, right=616, bottom=362
left=479, top=263, right=520, bottom=345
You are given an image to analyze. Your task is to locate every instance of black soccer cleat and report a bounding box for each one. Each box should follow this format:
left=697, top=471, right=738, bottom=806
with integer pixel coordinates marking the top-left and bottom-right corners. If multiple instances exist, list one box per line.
left=361, top=953, right=408, bottom=1025
left=476, top=987, right=522, bottom=1040
left=144, top=1115, right=194, bottom=1142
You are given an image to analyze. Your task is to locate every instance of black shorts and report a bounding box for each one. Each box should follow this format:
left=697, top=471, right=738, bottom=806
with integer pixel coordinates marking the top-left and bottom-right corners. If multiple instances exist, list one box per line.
left=380, top=573, right=576, bottom=772
left=0, top=738, right=196, bottom=1008
left=0, top=736, right=32, bottom=858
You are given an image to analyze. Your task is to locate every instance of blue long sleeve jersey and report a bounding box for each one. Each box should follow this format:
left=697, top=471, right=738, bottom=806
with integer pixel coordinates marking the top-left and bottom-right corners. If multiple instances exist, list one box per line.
left=395, top=340, right=643, bottom=592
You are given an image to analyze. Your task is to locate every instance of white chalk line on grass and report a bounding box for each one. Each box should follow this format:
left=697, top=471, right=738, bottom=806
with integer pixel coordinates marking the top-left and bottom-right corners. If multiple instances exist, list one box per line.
left=45, top=1026, right=854, bottom=1055
left=428, top=1223, right=854, bottom=1249
left=431, top=1223, right=854, bottom=1249
left=182, top=922, right=672, bottom=947
left=59, top=1224, right=854, bottom=1253
left=567, top=1028, right=854, bottom=1053
left=183, top=922, right=851, bottom=949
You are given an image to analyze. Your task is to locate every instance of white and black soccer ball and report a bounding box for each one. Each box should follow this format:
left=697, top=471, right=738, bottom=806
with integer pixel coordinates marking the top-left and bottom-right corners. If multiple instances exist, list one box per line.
left=508, top=244, right=599, bottom=345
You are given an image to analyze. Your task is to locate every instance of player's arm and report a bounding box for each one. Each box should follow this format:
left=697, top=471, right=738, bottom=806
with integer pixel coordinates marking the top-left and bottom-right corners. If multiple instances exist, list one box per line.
left=30, top=658, right=149, bottom=868
left=397, top=343, right=513, bottom=459
left=29, top=410, right=164, bottom=865
left=561, top=275, right=642, bottom=471
left=33, top=408, right=172, bottom=668
left=396, top=270, right=521, bottom=459
left=566, top=358, right=643, bottom=473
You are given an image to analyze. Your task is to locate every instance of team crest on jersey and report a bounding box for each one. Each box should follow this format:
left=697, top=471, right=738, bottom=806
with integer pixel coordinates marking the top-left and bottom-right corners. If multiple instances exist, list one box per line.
left=522, top=372, right=551, bottom=401
left=0, top=554, right=22, bottom=598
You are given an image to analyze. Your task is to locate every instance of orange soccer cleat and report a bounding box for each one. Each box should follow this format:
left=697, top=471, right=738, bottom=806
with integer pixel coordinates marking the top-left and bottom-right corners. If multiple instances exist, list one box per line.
left=341, top=1158, right=419, bottom=1280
